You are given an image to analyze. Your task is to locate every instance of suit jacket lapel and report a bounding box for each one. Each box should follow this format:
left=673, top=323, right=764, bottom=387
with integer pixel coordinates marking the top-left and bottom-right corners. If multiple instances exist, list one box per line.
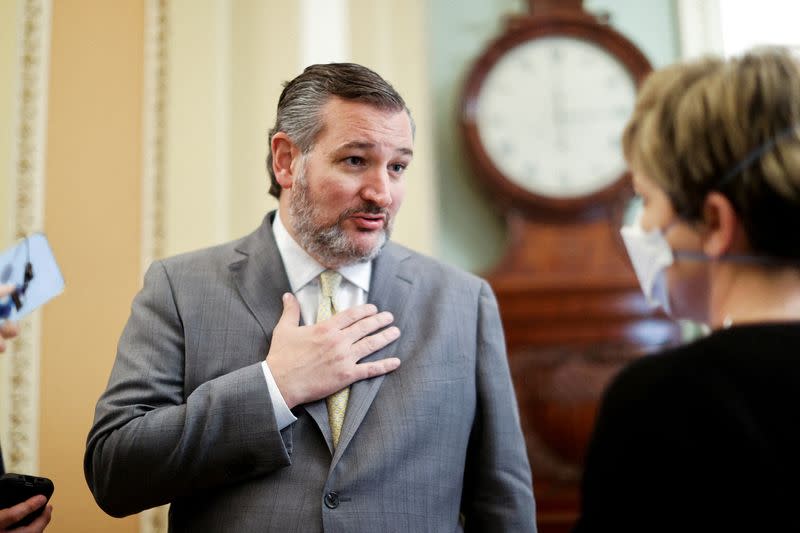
left=230, top=213, right=292, bottom=342
left=230, top=212, right=337, bottom=448
left=332, top=243, right=414, bottom=461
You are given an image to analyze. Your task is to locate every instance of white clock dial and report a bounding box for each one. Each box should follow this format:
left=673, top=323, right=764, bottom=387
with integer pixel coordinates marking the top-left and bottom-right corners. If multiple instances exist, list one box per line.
left=475, top=35, right=637, bottom=199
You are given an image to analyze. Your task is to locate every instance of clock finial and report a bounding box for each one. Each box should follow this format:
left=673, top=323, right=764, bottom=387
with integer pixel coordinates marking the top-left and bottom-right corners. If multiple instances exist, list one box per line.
left=527, top=0, right=584, bottom=16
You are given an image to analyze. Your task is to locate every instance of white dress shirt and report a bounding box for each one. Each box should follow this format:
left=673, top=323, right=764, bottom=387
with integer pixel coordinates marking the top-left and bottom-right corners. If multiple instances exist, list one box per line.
left=261, top=211, right=372, bottom=430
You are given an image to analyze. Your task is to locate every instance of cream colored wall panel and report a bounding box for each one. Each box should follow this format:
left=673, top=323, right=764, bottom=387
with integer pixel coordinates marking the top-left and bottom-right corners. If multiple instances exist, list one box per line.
left=228, top=0, right=298, bottom=239
left=167, top=0, right=302, bottom=249
left=164, top=0, right=231, bottom=255
left=676, top=0, right=723, bottom=59
left=300, top=0, right=349, bottom=65
left=348, top=0, right=437, bottom=257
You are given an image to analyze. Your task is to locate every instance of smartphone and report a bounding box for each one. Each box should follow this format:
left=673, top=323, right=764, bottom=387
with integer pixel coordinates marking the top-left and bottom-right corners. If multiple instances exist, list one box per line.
left=0, top=473, right=54, bottom=528
left=0, top=233, right=64, bottom=322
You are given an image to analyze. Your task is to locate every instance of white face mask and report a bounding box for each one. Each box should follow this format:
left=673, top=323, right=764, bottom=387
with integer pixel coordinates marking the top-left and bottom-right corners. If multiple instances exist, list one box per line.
left=621, top=210, right=794, bottom=318
left=620, top=215, right=674, bottom=314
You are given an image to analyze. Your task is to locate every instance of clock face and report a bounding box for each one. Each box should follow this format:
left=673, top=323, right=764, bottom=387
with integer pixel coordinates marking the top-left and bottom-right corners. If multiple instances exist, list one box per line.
left=475, top=35, right=637, bottom=199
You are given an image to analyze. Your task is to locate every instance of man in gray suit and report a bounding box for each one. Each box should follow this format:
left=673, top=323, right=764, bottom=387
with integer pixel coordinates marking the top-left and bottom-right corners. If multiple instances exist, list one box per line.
left=85, top=63, right=536, bottom=532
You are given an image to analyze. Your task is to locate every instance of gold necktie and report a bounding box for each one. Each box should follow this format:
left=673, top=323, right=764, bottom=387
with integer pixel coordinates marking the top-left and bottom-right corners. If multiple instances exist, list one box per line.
left=319, top=270, right=349, bottom=448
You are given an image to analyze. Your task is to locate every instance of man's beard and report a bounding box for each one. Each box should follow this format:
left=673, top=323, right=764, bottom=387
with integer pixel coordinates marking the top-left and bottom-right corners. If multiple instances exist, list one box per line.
left=289, top=172, right=393, bottom=267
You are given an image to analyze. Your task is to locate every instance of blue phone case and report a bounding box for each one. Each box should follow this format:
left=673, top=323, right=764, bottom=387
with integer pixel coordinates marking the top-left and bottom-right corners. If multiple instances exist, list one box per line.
left=0, top=233, right=65, bottom=321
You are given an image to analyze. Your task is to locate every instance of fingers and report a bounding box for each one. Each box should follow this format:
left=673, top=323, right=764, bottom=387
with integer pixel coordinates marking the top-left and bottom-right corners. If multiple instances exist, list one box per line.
left=18, top=504, right=52, bottom=533
left=350, top=326, right=401, bottom=360
left=341, top=311, right=394, bottom=342
left=328, top=305, right=401, bottom=361
left=0, top=285, right=16, bottom=353
left=330, top=303, right=379, bottom=329
left=353, top=357, right=401, bottom=381
left=0, top=495, right=46, bottom=528
left=0, top=321, right=19, bottom=341
left=0, top=322, right=19, bottom=353
left=276, top=293, right=301, bottom=329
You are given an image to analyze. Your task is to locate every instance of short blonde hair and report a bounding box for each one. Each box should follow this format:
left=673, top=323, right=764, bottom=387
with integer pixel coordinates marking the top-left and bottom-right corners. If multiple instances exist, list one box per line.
left=623, top=47, right=800, bottom=259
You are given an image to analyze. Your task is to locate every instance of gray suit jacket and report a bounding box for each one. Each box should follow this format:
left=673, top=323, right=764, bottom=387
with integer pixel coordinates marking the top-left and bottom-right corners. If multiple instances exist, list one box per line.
left=85, top=214, right=536, bottom=532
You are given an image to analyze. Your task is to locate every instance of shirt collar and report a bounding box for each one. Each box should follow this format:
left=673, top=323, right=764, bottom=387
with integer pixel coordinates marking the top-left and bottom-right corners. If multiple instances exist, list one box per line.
left=272, top=210, right=372, bottom=293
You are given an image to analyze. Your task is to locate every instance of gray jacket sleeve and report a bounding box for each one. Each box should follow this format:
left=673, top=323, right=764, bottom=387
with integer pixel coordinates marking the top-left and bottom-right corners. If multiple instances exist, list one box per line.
left=84, top=261, right=290, bottom=517
left=461, top=281, right=537, bottom=532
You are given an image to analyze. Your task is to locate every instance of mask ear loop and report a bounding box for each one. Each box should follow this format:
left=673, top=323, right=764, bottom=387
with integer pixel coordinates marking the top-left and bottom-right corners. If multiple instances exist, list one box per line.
left=716, top=125, right=798, bottom=190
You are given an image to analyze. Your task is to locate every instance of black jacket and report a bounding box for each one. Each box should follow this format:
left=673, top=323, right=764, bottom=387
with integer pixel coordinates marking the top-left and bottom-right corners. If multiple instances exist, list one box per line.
left=575, top=323, right=800, bottom=532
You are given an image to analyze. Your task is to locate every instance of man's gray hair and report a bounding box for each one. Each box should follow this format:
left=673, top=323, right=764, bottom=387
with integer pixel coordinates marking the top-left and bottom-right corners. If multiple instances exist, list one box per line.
left=266, top=62, right=414, bottom=199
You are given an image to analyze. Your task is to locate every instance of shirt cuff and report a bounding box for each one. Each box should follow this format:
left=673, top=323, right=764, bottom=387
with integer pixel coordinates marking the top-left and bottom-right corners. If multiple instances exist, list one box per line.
left=261, top=361, right=298, bottom=430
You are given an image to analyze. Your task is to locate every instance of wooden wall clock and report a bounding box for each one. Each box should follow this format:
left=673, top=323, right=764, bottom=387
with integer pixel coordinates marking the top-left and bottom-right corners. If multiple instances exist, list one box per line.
left=460, top=1, right=683, bottom=531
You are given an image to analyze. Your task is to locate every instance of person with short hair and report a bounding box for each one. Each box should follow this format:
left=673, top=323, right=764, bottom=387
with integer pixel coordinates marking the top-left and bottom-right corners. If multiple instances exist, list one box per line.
left=85, top=63, right=536, bottom=532
left=574, top=48, right=800, bottom=531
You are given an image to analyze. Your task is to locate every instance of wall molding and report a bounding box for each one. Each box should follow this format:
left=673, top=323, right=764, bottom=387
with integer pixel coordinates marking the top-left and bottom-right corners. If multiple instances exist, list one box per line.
left=142, top=0, right=168, bottom=272
left=2, top=0, right=51, bottom=476
left=140, top=0, right=169, bottom=531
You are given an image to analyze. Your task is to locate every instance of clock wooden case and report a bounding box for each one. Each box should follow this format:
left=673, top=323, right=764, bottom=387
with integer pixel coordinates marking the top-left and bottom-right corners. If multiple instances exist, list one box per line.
left=459, top=2, right=683, bottom=531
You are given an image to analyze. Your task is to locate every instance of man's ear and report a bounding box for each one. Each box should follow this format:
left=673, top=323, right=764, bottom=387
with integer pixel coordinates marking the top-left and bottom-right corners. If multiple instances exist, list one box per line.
left=271, top=132, right=302, bottom=189
left=702, top=192, right=741, bottom=258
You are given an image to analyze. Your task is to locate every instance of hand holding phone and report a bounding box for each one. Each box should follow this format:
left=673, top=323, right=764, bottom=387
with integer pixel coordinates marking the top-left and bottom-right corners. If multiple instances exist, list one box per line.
left=0, top=495, right=51, bottom=532
left=0, top=474, right=54, bottom=530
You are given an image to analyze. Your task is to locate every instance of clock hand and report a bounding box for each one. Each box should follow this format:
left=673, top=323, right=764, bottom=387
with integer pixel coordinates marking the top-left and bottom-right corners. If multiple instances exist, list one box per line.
left=550, top=46, right=568, bottom=152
